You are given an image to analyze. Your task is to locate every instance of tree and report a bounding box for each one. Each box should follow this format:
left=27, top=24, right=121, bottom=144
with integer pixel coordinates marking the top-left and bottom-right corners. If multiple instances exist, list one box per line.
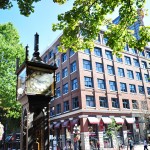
left=1, top=0, right=150, bottom=54
left=106, top=118, right=122, bottom=150
left=0, top=22, right=25, bottom=119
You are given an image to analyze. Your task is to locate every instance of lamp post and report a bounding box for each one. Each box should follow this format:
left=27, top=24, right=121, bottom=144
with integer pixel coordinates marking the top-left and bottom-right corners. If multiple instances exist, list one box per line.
left=73, top=124, right=80, bottom=150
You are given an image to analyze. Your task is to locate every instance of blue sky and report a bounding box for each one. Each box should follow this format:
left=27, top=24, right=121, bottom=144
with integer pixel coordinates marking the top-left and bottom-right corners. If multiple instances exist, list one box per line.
left=0, top=0, right=150, bottom=57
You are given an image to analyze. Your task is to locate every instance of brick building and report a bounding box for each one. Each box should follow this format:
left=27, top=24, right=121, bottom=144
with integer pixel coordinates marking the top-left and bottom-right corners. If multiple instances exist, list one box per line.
left=41, top=32, right=150, bottom=149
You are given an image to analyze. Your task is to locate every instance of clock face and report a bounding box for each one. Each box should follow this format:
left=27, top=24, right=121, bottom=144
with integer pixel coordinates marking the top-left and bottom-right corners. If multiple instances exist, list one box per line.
left=27, top=71, right=54, bottom=94
left=17, top=68, right=26, bottom=97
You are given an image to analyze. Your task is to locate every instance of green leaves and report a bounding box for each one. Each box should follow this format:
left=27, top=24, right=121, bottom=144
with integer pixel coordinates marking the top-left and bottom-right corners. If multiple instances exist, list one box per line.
left=0, top=22, right=25, bottom=118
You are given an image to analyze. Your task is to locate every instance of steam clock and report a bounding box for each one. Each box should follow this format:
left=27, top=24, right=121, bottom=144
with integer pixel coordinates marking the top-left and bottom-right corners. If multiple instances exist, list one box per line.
left=16, top=33, right=57, bottom=150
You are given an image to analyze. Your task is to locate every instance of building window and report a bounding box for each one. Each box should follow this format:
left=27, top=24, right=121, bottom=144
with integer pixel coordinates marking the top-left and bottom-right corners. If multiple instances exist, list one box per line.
left=122, top=99, right=130, bottom=109
left=50, top=107, right=55, bottom=117
left=55, top=45, right=59, bottom=53
left=56, top=58, right=60, bottom=67
left=56, top=87, right=61, bottom=98
left=136, top=72, right=142, bottom=81
left=138, top=85, right=145, bottom=94
left=132, top=100, right=138, bottom=109
left=99, top=97, right=108, bottom=108
left=130, top=48, right=137, bottom=54
left=97, top=79, right=106, bottom=89
left=112, top=98, right=120, bottom=108
left=56, top=72, right=60, bottom=83
left=94, top=47, right=102, bottom=57
left=63, top=83, right=68, bottom=94
left=69, top=49, right=75, bottom=57
left=86, top=95, right=95, bottom=107
left=147, top=87, right=150, bottom=95
left=133, top=58, right=140, bottom=67
left=43, top=55, right=48, bottom=63
left=127, top=70, right=134, bottom=79
left=84, top=49, right=90, bottom=54
left=83, top=59, right=92, bottom=70
left=107, top=65, right=115, bottom=75
left=62, top=53, right=67, bottom=62
left=97, top=34, right=101, bottom=43
left=120, top=82, right=127, bottom=92
left=49, top=51, right=53, bottom=59
left=105, top=50, right=113, bottom=60
left=139, top=51, right=145, bottom=57
left=124, top=56, right=131, bottom=65
left=64, top=101, right=69, bottom=112
left=109, top=81, right=117, bottom=91
left=103, top=37, right=108, bottom=45
left=118, top=67, right=125, bottom=77
left=129, top=84, right=136, bottom=93
left=84, top=77, right=93, bottom=88
left=71, top=78, right=78, bottom=90
left=70, top=61, right=77, bottom=73
left=146, top=51, right=150, bottom=59
left=96, top=62, right=103, bottom=73
left=144, top=74, right=150, bottom=82
left=124, top=44, right=129, bottom=51
left=72, top=97, right=79, bottom=109
left=56, top=104, right=61, bottom=114
left=141, top=61, right=147, bottom=69
left=116, top=57, right=123, bottom=63
left=62, top=67, right=68, bottom=78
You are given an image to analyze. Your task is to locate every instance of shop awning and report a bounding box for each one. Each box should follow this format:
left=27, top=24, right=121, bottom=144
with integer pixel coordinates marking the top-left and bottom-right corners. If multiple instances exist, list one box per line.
left=62, top=120, right=69, bottom=128
left=125, top=118, right=135, bottom=124
left=101, top=117, right=112, bottom=124
left=88, top=117, right=99, bottom=124
left=71, top=118, right=79, bottom=126
left=50, top=124, right=53, bottom=129
left=54, top=122, right=61, bottom=128
left=114, top=117, right=124, bottom=124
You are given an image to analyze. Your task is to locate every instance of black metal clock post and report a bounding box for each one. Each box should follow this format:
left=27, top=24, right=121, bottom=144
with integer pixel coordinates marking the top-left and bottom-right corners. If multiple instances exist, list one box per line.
left=16, top=33, right=57, bottom=150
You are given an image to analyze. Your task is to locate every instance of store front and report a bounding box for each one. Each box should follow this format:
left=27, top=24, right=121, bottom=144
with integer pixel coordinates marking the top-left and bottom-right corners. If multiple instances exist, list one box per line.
left=88, top=117, right=99, bottom=149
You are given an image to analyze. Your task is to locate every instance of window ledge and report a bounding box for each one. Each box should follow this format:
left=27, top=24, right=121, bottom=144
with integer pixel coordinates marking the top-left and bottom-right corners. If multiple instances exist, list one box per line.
left=63, top=93, right=69, bottom=96
left=121, top=91, right=128, bottom=93
left=62, top=76, right=68, bottom=80
left=71, top=88, right=78, bottom=92
left=63, top=111, right=70, bottom=114
left=86, top=106, right=96, bottom=109
left=72, top=107, right=79, bottom=111
left=70, top=70, right=77, bottom=75
left=56, top=113, right=62, bottom=116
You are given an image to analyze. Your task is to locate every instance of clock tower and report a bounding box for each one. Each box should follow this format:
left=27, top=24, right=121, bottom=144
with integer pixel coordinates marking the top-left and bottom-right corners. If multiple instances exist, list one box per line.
left=16, top=33, right=57, bottom=150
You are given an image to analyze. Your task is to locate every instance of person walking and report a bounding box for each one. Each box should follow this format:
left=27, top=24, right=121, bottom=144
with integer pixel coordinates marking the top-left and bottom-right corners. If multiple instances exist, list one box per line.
left=128, top=138, right=134, bottom=150
left=144, top=139, right=148, bottom=150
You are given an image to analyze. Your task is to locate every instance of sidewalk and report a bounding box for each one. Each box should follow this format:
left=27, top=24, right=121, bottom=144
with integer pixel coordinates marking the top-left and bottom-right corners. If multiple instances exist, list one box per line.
left=103, top=144, right=150, bottom=150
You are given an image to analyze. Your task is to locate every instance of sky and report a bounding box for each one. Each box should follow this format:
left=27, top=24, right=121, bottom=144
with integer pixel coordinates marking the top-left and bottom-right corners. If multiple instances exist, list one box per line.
left=0, top=0, right=150, bottom=57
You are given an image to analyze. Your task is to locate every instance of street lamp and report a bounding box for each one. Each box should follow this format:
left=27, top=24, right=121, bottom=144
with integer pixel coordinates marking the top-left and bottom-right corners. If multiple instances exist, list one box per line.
left=73, top=124, right=80, bottom=150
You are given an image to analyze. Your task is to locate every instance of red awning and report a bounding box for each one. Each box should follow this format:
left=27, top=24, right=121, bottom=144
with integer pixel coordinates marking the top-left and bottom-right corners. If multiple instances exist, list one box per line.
left=88, top=117, right=99, bottom=124
left=114, top=117, right=124, bottom=124
left=54, top=122, right=60, bottom=128
left=50, top=124, right=53, bottom=129
left=71, top=118, right=79, bottom=126
left=125, top=118, right=135, bottom=124
left=101, top=117, right=112, bottom=124
left=62, top=120, right=69, bottom=128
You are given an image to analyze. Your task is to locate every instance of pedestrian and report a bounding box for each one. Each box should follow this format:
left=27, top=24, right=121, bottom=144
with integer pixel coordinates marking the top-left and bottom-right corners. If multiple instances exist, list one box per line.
left=90, top=141, right=95, bottom=150
left=128, top=138, right=134, bottom=150
left=144, top=139, right=148, bottom=150
left=97, top=141, right=100, bottom=150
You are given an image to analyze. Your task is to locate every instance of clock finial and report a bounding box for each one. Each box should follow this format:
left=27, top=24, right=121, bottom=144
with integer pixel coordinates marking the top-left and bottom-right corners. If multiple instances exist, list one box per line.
left=25, top=45, right=29, bottom=61
left=31, top=33, right=43, bottom=62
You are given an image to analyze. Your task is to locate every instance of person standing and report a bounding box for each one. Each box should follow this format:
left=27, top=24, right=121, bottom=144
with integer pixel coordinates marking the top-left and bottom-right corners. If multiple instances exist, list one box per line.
left=144, top=139, right=148, bottom=150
